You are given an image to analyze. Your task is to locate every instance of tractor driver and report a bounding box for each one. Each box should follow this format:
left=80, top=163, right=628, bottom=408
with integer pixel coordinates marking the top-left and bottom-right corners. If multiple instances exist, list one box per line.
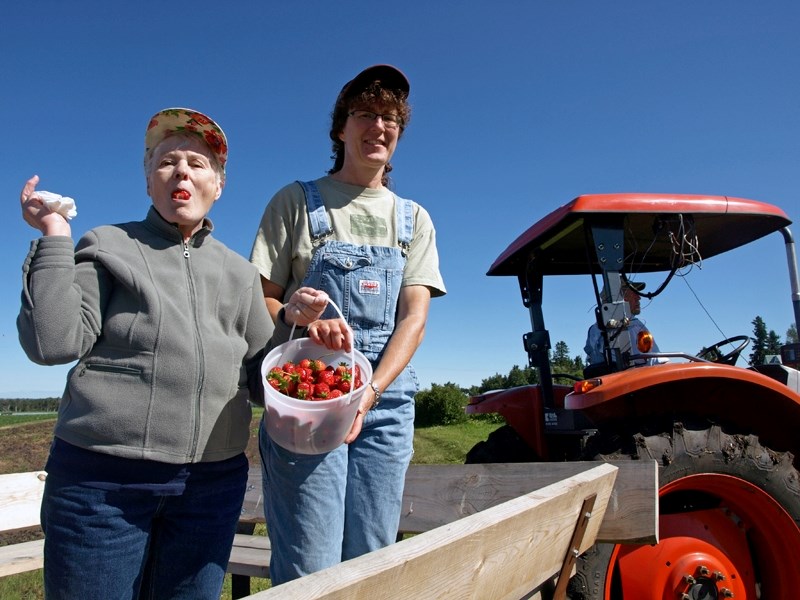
left=584, top=281, right=663, bottom=367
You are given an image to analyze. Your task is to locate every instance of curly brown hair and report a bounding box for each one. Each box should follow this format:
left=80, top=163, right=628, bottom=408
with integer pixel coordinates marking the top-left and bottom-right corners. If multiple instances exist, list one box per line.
left=328, top=81, right=411, bottom=187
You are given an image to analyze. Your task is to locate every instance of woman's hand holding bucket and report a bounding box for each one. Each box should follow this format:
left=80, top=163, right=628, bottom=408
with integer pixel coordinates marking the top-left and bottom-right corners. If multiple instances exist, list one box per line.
left=308, top=318, right=353, bottom=353
left=284, top=287, right=330, bottom=327
left=284, top=287, right=353, bottom=353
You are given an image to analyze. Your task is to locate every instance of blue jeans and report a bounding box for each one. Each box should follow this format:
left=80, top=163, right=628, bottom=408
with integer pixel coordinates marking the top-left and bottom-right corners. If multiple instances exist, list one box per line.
left=260, top=364, right=416, bottom=585
left=41, top=439, right=248, bottom=600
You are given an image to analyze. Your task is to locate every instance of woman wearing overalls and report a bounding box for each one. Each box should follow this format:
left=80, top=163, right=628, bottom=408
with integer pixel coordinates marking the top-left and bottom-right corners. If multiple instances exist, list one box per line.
left=249, top=64, right=446, bottom=584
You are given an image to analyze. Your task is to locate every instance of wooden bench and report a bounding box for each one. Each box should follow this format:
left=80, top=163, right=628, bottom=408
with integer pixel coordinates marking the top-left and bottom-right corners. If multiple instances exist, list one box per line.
left=228, top=459, right=658, bottom=598
left=0, top=471, right=47, bottom=578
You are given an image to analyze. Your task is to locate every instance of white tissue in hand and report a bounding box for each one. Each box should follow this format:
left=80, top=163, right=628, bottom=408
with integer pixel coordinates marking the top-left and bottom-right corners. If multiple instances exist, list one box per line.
left=32, top=190, right=78, bottom=220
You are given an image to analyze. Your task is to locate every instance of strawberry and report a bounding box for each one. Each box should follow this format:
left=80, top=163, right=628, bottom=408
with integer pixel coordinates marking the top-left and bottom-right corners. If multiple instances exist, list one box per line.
left=352, top=364, right=363, bottom=388
left=296, top=381, right=313, bottom=400
left=313, top=383, right=331, bottom=399
left=269, top=355, right=363, bottom=400
left=267, top=369, right=291, bottom=394
left=316, top=370, right=336, bottom=386
left=267, top=367, right=286, bottom=385
left=336, top=378, right=352, bottom=394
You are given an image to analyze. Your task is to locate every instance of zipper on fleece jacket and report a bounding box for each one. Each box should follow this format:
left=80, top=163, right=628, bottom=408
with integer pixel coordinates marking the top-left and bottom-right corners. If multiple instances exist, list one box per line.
left=183, top=240, right=205, bottom=459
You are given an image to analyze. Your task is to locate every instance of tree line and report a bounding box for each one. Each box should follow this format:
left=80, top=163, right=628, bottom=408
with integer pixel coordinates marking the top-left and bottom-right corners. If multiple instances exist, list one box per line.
left=0, top=397, right=60, bottom=413
left=4, top=316, right=795, bottom=420
left=416, top=316, right=797, bottom=427
left=414, top=340, right=586, bottom=427
left=750, top=316, right=798, bottom=365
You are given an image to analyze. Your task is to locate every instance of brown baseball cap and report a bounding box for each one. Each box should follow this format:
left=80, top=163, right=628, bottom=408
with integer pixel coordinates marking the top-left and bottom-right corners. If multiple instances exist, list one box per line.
left=600, top=281, right=645, bottom=303
left=337, top=64, right=410, bottom=101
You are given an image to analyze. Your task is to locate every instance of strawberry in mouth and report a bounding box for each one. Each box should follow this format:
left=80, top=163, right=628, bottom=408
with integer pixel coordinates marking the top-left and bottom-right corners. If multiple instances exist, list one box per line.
left=172, top=190, right=191, bottom=201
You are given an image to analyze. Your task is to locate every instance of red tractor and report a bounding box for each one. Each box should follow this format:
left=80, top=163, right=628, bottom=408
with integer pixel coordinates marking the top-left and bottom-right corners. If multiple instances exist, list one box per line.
left=465, top=193, right=800, bottom=599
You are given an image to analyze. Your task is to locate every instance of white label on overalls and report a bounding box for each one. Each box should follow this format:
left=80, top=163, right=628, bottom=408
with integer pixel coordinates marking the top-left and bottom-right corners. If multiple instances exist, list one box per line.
left=359, top=280, right=381, bottom=295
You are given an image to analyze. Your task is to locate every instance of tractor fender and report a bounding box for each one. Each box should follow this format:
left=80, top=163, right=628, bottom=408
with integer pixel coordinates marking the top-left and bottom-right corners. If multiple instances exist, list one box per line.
left=568, top=362, right=800, bottom=464
left=466, top=385, right=571, bottom=458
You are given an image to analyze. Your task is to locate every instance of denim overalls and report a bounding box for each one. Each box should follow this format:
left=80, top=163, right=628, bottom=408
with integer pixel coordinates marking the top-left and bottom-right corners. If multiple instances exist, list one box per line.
left=259, top=180, right=419, bottom=584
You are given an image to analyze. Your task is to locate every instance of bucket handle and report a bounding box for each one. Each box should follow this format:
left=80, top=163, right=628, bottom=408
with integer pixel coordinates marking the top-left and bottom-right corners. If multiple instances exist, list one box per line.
left=282, top=298, right=356, bottom=378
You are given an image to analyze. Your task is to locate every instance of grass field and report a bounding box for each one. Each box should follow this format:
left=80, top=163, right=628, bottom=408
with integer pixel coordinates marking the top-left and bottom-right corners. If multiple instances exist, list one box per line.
left=0, top=413, right=58, bottom=427
left=0, top=411, right=498, bottom=599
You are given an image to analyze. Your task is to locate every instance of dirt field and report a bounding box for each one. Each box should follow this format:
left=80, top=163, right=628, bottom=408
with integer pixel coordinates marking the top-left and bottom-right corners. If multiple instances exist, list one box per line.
left=0, top=420, right=55, bottom=475
left=0, top=414, right=264, bottom=598
left=0, top=413, right=263, bottom=476
left=0, top=414, right=262, bottom=549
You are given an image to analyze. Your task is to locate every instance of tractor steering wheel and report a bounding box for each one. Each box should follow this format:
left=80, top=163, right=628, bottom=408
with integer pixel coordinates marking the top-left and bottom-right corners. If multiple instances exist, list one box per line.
left=696, top=335, right=751, bottom=365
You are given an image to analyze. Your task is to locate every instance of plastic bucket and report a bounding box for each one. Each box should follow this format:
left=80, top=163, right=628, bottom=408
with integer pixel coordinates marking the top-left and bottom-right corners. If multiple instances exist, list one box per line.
left=261, top=337, right=373, bottom=455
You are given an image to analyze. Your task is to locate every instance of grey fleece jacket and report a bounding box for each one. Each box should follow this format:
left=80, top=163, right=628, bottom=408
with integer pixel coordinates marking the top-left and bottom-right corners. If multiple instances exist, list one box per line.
left=17, top=207, right=274, bottom=464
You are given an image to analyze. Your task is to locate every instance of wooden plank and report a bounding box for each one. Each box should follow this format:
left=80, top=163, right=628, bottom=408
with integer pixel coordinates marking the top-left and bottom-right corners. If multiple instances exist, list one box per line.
left=228, top=534, right=271, bottom=579
left=240, top=468, right=264, bottom=524
left=240, top=460, right=658, bottom=544
left=240, top=464, right=618, bottom=600
left=588, top=460, right=658, bottom=544
left=0, top=539, right=45, bottom=577
left=0, top=471, right=47, bottom=533
left=232, top=533, right=271, bottom=552
left=399, top=460, right=658, bottom=544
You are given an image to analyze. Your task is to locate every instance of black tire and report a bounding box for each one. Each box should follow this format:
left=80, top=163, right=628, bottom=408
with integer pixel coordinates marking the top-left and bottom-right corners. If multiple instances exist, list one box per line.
left=465, top=424, right=538, bottom=464
left=568, top=422, right=800, bottom=599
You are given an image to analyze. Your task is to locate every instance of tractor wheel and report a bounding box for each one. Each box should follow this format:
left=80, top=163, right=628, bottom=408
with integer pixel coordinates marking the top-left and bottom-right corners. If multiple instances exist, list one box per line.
left=465, top=424, right=538, bottom=464
left=568, top=422, right=800, bottom=599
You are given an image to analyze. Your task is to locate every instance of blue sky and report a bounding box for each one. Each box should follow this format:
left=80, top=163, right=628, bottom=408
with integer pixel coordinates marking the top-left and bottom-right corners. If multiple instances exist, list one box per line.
left=2, top=1, right=799, bottom=397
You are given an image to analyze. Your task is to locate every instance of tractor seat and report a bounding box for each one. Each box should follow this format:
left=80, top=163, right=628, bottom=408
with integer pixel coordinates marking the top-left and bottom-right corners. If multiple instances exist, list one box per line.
left=583, top=362, right=613, bottom=379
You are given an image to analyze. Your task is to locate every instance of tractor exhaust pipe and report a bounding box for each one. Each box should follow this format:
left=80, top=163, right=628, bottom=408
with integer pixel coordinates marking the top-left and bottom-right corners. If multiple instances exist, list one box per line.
left=780, top=226, right=800, bottom=331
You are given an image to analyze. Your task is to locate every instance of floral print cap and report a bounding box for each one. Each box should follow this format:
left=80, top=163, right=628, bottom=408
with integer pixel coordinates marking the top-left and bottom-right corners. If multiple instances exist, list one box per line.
left=145, top=108, right=228, bottom=176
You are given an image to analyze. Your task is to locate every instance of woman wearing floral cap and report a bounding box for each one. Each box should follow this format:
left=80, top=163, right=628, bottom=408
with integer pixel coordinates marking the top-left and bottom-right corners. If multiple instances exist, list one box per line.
left=250, top=65, right=447, bottom=584
left=17, top=108, right=327, bottom=599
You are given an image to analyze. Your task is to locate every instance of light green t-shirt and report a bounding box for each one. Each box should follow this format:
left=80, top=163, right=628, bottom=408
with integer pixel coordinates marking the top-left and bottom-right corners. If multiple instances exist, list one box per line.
left=250, top=176, right=446, bottom=302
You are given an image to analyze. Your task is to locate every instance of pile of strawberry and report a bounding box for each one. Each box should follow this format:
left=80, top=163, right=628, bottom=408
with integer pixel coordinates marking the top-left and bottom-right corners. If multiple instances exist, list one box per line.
left=266, top=357, right=363, bottom=400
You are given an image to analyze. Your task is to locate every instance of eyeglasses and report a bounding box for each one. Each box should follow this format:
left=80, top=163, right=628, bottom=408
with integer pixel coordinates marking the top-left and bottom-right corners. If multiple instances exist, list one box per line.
left=348, top=110, right=403, bottom=129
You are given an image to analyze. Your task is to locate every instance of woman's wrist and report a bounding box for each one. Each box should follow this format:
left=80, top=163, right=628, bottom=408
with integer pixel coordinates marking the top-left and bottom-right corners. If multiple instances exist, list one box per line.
left=368, top=381, right=382, bottom=407
left=277, top=305, right=289, bottom=325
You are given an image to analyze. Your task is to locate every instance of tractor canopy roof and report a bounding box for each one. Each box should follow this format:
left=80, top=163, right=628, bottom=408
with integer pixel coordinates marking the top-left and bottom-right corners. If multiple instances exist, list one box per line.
left=488, top=193, right=792, bottom=277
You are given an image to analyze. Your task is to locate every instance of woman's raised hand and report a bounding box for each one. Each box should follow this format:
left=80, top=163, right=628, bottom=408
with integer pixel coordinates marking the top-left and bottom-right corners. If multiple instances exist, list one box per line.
left=20, top=175, right=71, bottom=237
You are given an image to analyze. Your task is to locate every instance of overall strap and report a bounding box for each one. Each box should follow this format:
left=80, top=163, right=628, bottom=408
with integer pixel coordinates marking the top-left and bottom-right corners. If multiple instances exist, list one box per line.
left=395, top=195, right=414, bottom=255
left=297, top=180, right=333, bottom=243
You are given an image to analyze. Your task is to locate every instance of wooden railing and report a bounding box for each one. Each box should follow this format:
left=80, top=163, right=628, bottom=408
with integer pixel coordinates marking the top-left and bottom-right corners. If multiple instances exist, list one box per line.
left=0, top=459, right=658, bottom=600
left=229, top=460, right=658, bottom=599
